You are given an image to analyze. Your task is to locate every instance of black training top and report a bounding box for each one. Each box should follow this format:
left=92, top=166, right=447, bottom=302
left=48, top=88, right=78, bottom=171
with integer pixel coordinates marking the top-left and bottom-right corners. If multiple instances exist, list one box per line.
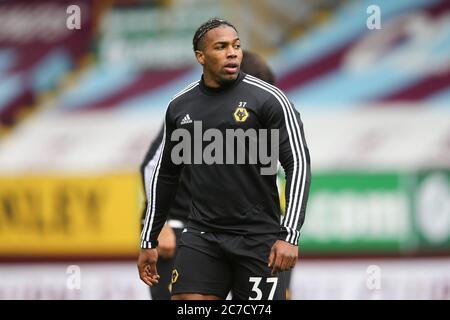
left=140, top=125, right=191, bottom=224
left=141, top=72, right=311, bottom=248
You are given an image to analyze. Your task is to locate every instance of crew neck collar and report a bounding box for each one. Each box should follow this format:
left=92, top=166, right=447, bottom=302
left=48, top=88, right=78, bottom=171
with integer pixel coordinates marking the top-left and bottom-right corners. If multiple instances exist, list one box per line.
left=199, top=71, right=245, bottom=95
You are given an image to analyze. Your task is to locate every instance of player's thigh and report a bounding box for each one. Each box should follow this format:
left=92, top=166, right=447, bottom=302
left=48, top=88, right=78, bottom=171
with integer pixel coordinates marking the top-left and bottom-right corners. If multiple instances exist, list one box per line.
left=230, top=234, right=286, bottom=300
left=231, top=258, right=286, bottom=300
left=171, top=231, right=231, bottom=299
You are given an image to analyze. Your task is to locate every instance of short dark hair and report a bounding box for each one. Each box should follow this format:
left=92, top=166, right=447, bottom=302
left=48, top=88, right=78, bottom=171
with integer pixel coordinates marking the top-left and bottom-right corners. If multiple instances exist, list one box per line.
left=192, top=18, right=238, bottom=51
left=241, top=50, right=276, bottom=85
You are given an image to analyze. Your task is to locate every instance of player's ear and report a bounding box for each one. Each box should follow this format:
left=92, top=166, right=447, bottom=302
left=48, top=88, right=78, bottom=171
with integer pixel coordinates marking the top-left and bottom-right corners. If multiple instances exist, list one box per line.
left=195, top=50, right=205, bottom=65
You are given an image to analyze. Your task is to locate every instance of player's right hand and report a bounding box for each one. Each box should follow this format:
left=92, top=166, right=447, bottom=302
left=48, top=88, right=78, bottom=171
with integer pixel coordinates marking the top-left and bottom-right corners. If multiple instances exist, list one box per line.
left=137, top=248, right=160, bottom=287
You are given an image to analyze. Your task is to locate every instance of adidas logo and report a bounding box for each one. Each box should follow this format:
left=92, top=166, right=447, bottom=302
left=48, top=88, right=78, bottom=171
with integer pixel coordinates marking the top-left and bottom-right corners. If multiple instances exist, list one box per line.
left=180, top=114, right=193, bottom=125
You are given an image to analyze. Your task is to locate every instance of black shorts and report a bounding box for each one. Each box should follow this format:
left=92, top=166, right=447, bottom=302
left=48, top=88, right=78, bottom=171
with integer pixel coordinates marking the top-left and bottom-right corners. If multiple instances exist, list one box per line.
left=171, top=228, right=287, bottom=300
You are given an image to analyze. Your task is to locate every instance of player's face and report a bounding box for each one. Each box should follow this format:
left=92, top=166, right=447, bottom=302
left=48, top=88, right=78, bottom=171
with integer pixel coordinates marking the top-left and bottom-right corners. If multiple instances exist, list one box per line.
left=195, top=26, right=242, bottom=87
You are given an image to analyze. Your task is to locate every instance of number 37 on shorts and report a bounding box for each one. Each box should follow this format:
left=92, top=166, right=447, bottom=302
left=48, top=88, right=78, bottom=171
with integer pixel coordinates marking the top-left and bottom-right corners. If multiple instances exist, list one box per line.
left=248, top=277, right=279, bottom=300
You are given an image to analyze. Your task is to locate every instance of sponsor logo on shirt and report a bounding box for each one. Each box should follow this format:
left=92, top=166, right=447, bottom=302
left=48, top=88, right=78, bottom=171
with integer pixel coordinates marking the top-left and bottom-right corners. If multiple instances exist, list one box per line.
left=181, top=114, right=193, bottom=125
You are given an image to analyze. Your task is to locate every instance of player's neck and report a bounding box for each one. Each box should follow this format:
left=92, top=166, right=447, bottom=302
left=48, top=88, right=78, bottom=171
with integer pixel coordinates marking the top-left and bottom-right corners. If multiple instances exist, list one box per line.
left=200, top=72, right=243, bottom=95
left=202, top=73, right=221, bottom=88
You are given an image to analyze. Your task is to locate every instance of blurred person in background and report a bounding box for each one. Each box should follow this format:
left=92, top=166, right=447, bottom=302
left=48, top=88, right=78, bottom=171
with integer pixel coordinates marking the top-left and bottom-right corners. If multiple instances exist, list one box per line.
left=138, top=18, right=310, bottom=300
left=140, top=49, right=292, bottom=300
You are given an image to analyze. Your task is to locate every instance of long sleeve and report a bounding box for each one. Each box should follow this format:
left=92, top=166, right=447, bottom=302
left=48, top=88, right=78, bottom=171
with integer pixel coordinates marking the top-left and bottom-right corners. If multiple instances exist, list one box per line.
left=140, top=107, right=183, bottom=249
left=264, top=93, right=311, bottom=246
left=140, top=124, right=164, bottom=228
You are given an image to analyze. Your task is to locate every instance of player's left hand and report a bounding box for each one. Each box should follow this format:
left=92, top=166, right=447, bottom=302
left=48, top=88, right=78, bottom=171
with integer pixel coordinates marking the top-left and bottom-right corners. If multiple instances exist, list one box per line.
left=268, top=240, right=298, bottom=275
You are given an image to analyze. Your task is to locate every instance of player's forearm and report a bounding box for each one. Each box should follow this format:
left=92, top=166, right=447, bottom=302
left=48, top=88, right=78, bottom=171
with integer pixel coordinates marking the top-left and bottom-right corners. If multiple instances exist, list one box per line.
left=140, top=175, right=179, bottom=248
left=280, top=158, right=311, bottom=245
left=278, top=130, right=311, bottom=245
left=139, top=127, right=165, bottom=231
